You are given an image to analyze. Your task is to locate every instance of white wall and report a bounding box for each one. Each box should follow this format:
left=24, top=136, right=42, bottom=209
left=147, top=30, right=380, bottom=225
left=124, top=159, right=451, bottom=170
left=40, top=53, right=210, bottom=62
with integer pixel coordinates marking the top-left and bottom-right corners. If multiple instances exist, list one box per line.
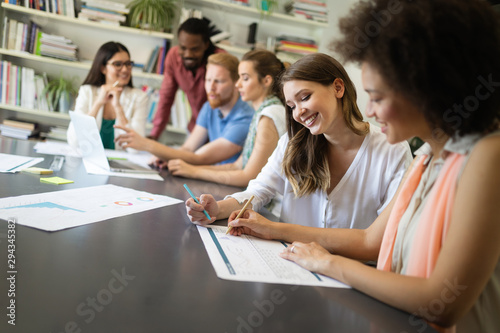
left=322, top=0, right=371, bottom=123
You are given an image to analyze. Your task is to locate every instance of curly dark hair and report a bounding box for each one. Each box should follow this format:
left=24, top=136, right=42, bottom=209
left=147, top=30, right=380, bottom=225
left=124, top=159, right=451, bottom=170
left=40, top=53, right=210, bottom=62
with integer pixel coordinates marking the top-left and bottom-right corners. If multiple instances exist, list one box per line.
left=178, top=18, right=217, bottom=60
left=333, top=0, right=500, bottom=137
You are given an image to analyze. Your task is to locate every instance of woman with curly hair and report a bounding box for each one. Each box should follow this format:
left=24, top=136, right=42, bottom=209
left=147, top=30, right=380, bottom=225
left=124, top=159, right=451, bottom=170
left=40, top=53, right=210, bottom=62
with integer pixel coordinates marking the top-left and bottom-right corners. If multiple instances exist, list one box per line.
left=186, top=52, right=411, bottom=231
left=226, top=0, right=500, bottom=331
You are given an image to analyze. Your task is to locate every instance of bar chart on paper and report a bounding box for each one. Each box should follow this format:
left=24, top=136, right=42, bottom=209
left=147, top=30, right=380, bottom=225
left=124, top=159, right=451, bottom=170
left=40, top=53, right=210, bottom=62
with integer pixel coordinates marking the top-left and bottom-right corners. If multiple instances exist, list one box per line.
left=0, top=184, right=182, bottom=231
left=197, top=225, right=350, bottom=288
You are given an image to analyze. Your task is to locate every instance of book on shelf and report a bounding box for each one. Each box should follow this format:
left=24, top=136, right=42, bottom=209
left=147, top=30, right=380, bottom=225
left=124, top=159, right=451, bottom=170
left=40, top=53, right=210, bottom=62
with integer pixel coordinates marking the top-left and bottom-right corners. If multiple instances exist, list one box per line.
left=0, top=119, right=40, bottom=140
left=142, top=85, right=160, bottom=123
left=274, top=34, right=318, bottom=56
left=144, top=46, right=160, bottom=73
left=285, top=0, right=328, bottom=23
left=2, top=118, right=38, bottom=131
left=157, top=39, right=170, bottom=75
left=0, top=60, right=40, bottom=109
left=79, top=7, right=126, bottom=23
left=170, top=89, right=191, bottom=130
left=1, top=16, right=8, bottom=49
left=82, top=0, right=129, bottom=14
left=7, top=19, right=17, bottom=50
left=40, top=125, right=67, bottom=141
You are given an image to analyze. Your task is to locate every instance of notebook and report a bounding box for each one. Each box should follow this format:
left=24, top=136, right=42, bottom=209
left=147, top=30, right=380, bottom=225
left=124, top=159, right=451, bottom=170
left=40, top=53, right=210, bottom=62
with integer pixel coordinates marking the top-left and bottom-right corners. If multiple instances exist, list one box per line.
left=69, top=112, right=158, bottom=174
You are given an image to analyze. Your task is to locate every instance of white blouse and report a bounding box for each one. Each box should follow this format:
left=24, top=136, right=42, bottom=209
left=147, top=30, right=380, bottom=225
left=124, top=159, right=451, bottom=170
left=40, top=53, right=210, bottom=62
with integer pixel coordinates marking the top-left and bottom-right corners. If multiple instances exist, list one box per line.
left=67, top=85, right=148, bottom=150
left=228, top=124, right=413, bottom=229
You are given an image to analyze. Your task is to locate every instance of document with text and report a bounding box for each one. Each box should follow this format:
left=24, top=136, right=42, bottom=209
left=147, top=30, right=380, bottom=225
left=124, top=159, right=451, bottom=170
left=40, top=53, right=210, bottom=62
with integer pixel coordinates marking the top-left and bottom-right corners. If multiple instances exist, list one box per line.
left=197, top=225, right=350, bottom=288
left=0, top=184, right=183, bottom=231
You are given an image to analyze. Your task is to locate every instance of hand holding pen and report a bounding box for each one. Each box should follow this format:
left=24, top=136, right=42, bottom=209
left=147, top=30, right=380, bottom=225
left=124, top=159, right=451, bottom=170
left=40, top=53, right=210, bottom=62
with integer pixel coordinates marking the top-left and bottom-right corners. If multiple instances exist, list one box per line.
left=184, top=184, right=216, bottom=225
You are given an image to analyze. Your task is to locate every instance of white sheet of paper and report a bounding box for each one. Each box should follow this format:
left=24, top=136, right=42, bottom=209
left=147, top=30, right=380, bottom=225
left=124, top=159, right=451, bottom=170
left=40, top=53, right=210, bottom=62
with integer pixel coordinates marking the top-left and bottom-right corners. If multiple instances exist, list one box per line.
left=0, top=153, right=44, bottom=172
left=0, top=184, right=183, bottom=231
left=197, top=225, right=350, bottom=288
left=34, top=141, right=81, bottom=157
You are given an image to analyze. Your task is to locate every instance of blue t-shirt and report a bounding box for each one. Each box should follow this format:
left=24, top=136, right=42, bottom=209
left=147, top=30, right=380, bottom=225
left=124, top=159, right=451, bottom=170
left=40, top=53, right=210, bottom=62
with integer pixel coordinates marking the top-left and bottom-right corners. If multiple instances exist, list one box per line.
left=196, top=97, right=254, bottom=164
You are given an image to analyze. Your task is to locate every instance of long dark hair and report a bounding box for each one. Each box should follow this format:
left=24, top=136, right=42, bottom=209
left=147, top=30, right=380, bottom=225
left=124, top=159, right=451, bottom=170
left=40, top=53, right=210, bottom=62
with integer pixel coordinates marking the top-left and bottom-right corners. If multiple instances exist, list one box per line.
left=241, top=49, right=287, bottom=105
left=280, top=53, right=367, bottom=197
left=82, top=41, right=133, bottom=88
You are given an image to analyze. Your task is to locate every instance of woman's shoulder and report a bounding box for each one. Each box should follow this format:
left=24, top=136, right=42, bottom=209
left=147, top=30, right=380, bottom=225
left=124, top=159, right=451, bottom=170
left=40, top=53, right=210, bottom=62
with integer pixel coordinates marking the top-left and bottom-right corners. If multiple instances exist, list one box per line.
left=468, top=132, right=500, bottom=162
left=79, top=84, right=94, bottom=93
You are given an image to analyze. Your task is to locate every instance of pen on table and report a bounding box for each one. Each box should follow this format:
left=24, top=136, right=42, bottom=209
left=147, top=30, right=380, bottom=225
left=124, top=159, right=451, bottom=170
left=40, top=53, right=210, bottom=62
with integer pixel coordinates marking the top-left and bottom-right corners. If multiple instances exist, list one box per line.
left=226, top=195, right=254, bottom=235
left=183, top=184, right=211, bottom=221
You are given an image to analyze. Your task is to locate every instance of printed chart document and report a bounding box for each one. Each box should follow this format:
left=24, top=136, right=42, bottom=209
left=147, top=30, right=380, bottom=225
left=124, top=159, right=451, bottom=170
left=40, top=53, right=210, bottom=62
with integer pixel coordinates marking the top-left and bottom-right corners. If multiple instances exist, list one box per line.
left=0, top=184, right=183, bottom=231
left=197, top=225, right=350, bottom=288
left=0, top=153, right=43, bottom=172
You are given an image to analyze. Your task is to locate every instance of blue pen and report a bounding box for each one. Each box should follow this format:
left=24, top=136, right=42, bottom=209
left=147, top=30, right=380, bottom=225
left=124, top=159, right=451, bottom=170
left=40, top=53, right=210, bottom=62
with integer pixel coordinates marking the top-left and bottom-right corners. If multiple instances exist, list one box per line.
left=183, top=184, right=211, bottom=220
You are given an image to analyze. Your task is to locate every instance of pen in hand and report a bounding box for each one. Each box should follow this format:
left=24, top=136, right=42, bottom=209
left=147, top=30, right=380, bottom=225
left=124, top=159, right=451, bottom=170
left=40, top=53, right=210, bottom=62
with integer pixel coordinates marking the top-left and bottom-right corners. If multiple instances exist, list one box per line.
left=183, top=184, right=211, bottom=221
left=226, top=195, right=254, bottom=235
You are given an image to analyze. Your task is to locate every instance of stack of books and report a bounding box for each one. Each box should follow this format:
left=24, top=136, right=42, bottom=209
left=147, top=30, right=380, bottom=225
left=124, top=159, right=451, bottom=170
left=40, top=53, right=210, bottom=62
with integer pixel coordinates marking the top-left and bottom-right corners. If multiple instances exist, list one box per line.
left=285, top=0, right=328, bottom=24
left=78, top=0, right=129, bottom=26
left=39, top=33, right=79, bottom=61
left=0, top=119, right=40, bottom=140
left=40, top=126, right=67, bottom=141
left=275, top=34, right=318, bottom=56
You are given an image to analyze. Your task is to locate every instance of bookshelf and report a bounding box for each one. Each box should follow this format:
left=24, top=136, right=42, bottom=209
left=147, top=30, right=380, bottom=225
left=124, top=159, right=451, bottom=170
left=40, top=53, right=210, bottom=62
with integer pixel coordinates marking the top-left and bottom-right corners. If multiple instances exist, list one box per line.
left=0, top=2, right=175, bottom=136
left=182, top=0, right=329, bottom=60
left=183, top=0, right=328, bottom=28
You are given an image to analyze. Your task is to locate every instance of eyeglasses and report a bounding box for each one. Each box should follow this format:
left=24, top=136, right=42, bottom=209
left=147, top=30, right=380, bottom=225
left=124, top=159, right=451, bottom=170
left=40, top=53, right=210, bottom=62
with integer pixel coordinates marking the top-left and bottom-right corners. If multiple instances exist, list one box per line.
left=107, top=61, right=134, bottom=70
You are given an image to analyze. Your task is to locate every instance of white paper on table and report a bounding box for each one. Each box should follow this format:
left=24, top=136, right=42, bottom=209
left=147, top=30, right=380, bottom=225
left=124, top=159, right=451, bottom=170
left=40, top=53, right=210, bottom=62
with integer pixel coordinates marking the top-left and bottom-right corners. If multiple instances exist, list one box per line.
left=0, top=153, right=44, bottom=172
left=197, top=225, right=350, bottom=288
left=0, top=184, right=183, bottom=231
left=33, top=141, right=81, bottom=157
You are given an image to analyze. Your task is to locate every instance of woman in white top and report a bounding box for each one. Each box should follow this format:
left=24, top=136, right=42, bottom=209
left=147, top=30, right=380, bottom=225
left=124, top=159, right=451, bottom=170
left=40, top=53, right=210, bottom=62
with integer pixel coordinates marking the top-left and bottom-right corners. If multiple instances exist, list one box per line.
left=227, top=1, right=500, bottom=332
left=167, top=50, right=287, bottom=187
left=186, top=53, right=412, bottom=229
left=67, top=41, right=148, bottom=150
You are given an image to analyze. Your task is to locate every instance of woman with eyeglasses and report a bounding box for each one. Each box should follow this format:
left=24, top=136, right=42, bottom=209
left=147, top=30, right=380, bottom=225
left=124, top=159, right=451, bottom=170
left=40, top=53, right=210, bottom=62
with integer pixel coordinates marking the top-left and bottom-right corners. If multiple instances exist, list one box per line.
left=67, top=41, right=148, bottom=150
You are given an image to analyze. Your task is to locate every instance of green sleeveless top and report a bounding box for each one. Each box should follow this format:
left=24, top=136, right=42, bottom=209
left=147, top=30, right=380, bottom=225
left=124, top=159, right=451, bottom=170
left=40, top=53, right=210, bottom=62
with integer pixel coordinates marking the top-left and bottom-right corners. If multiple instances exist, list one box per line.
left=100, top=118, right=116, bottom=150
left=241, top=95, right=283, bottom=168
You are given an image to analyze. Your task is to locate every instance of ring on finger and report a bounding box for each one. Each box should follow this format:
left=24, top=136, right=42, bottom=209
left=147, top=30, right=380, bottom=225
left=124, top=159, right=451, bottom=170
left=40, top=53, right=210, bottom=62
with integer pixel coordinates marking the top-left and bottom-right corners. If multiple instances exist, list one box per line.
left=290, top=245, right=296, bottom=254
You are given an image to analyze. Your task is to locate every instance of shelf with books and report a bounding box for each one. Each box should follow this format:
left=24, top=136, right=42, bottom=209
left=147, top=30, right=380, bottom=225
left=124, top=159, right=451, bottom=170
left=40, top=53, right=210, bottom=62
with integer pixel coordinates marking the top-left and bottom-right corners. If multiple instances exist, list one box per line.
left=0, top=103, right=70, bottom=120
left=183, top=0, right=327, bottom=27
left=0, top=1, right=180, bottom=138
left=1, top=3, right=174, bottom=40
left=0, top=48, right=163, bottom=81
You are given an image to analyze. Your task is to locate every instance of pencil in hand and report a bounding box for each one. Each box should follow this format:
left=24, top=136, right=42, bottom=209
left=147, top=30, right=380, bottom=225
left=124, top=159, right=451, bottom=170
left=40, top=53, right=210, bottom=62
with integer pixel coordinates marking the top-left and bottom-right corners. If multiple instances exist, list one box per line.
left=226, top=195, right=254, bottom=235
left=183, top=184, right=211, bottom=221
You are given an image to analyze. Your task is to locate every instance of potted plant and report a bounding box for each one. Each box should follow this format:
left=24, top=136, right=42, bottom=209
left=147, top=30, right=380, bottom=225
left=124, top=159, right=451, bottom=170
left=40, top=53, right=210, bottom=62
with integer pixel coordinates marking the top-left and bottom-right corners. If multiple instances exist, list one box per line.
left=43, top=74, right=77, bottom=113
left=257, top=0, right=280, bottom=15
left=127, top=0, right=179, bottom=32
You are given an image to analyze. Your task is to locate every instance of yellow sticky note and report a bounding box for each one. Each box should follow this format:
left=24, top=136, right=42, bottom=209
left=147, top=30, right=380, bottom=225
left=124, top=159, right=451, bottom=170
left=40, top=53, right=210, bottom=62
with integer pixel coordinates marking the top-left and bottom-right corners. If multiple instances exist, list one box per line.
left=40, top=177, right=74, bottom=185
left=22, top=167, right=54, bottom=175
